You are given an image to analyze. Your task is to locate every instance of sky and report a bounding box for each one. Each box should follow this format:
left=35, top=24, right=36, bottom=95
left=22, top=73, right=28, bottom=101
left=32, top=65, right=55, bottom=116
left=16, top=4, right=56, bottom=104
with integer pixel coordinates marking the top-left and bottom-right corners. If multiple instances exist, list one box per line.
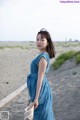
left=0, top=0, right=80, bottom=41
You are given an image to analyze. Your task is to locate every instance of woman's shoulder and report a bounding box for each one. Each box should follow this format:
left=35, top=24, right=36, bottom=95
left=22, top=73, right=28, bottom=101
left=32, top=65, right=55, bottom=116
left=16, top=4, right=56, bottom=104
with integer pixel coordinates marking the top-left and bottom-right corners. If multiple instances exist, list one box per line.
left=36, top=52, right=50, bottom=64
left=38, top=52, right=49, bottom=57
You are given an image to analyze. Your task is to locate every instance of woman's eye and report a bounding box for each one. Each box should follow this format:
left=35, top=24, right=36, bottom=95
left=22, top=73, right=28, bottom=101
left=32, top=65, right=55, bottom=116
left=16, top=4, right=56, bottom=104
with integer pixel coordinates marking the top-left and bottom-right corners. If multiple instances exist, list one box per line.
left=37, top=39, right=39, bottom=41
left=36, top=38, right=44, bottom=41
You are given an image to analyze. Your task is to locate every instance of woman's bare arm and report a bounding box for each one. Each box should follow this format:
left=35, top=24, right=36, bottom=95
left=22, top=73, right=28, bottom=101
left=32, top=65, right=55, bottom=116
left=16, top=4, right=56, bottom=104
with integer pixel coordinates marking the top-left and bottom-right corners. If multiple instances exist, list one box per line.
left=35, top=57, right=47, bottom=99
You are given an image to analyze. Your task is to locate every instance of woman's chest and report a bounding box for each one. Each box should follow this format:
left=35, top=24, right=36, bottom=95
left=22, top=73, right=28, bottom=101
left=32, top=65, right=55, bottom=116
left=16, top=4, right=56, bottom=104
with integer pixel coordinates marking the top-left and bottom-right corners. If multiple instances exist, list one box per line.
left=30, top=57, right=38, bottom=73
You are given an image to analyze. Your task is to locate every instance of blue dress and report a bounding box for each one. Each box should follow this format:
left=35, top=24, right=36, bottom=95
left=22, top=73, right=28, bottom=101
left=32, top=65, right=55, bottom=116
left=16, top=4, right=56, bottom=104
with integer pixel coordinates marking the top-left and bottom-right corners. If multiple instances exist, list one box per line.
left=27, top=52, right=55, bottom=120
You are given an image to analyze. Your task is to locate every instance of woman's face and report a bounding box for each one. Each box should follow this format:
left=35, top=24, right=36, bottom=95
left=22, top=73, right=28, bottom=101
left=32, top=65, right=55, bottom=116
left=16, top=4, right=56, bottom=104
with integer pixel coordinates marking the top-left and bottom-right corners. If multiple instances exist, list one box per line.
left=36, top=34, right=48, bottom=52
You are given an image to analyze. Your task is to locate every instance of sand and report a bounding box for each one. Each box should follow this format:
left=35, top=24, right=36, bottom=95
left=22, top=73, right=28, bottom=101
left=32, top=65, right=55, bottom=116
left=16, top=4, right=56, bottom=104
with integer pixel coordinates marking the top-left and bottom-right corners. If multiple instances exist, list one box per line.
left=0, top=47, right=37, bottom=100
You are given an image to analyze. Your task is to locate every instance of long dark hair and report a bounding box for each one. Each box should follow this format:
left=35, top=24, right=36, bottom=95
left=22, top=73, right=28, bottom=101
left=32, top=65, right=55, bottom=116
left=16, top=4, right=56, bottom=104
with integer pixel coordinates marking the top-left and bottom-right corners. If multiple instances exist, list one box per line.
left=37, top=28, right=55, bottom=58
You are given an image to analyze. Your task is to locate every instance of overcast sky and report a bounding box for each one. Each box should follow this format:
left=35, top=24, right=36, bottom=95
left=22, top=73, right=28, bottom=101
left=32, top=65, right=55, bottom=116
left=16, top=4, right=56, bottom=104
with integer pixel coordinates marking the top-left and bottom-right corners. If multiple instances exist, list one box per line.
left=0, top=0, right=80, bottom=41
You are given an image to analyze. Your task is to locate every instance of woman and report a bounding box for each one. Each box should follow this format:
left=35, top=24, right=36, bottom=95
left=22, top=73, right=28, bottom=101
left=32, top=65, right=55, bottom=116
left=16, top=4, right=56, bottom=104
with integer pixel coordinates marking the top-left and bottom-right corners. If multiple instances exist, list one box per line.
left=27, top=28, right=55, bottom=120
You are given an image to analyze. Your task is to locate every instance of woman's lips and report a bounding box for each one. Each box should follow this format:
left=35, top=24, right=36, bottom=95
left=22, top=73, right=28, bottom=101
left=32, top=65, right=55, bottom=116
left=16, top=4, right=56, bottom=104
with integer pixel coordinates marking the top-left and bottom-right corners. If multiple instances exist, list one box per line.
left=37, top=45, right=41, bottom=47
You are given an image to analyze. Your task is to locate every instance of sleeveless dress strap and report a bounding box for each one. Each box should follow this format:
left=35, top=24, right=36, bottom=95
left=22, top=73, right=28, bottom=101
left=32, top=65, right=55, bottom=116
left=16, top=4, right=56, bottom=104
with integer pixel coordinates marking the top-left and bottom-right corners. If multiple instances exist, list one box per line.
left=36, top=52, right=49, bottom=69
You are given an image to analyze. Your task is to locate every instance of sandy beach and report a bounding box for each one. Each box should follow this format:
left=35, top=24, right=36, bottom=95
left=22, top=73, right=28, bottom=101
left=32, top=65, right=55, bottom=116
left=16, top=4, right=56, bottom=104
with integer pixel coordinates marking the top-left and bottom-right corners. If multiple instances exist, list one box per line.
left=0, top=44, right=38, bottom=100
left=0, top=41, right=80, bottom=120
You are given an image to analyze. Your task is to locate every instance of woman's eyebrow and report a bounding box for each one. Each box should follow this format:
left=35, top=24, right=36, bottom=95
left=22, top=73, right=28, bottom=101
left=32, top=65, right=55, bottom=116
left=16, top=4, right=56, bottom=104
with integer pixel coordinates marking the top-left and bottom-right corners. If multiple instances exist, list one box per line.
left=41, top=36, right=45, bottom=39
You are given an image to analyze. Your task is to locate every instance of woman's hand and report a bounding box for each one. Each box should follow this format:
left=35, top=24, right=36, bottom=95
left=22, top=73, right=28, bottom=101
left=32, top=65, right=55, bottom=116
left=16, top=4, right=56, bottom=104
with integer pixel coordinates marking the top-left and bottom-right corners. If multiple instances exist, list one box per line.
left=33, top=98, right=39, bottom=110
